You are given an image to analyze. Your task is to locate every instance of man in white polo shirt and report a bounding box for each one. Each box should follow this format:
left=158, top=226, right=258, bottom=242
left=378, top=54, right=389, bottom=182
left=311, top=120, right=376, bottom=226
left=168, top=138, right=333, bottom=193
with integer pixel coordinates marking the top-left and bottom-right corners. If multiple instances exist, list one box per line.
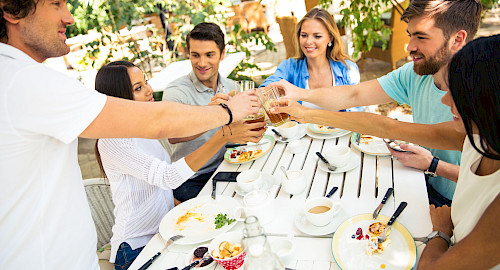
left=0, top=1, right=259, bottom=269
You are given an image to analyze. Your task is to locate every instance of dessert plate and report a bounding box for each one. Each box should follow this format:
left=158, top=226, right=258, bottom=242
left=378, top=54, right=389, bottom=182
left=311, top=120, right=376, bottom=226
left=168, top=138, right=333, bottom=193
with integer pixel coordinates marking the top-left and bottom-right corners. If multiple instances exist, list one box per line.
left=350, top=133, right=391, bottom=156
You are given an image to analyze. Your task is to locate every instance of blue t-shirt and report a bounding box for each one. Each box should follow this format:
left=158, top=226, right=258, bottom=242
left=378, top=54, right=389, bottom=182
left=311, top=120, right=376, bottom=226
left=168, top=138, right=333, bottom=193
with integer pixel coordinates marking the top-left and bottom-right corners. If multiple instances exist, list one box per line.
left=378, top=62, right=461, bottom=200
left=261, top=57, right=363, bottom=112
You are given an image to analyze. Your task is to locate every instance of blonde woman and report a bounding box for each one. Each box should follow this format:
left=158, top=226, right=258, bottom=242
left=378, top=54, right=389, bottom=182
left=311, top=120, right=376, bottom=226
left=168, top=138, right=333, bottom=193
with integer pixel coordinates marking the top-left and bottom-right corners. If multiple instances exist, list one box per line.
left=261, top=8, right=361, bottom=111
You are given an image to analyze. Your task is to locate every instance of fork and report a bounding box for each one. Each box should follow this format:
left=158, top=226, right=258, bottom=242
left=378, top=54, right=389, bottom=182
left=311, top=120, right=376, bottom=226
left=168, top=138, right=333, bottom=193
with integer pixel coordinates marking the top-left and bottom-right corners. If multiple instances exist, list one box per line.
left=378, top=202, right=407, bottom=244
left=138, top=234, right=184, bottom=270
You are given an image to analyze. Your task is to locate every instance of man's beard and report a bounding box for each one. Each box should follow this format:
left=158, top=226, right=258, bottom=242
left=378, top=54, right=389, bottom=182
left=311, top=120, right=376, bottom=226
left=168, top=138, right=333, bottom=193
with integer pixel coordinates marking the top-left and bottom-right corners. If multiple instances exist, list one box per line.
left=412, top=44, right=452, bottom=76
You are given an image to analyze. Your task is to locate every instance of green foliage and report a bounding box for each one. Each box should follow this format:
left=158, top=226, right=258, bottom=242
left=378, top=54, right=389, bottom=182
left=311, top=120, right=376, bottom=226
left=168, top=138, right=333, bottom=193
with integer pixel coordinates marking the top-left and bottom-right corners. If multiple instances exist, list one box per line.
left=319, top=0, right=395, bottom=58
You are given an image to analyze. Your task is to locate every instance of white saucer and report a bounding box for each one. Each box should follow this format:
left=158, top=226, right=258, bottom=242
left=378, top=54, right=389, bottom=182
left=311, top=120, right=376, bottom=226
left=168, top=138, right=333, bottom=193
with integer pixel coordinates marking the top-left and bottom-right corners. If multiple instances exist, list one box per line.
left=271, top=124, right=307, bottom=143
left=317, top=153, right=360, bottom=173
left=234, top=173, right=281, bottom=196
left=294, top=213, right=339, bottom=236
left=306, top=129, right=351, bottom=140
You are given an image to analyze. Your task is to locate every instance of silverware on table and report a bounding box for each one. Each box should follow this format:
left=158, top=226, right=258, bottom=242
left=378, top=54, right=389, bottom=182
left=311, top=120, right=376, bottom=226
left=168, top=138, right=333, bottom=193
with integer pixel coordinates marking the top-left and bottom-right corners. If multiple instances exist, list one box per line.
left=181, top=250, right=211, bottom=270
left=138, top=234, right=184, bottom=270
left=326, top=186, right=338, bottom=198
left=280, top=165, right=290, bottom=179
left=373, top=188, right=394, bottom=219
left=225, top=141, right=270, bottom=148
left=378, top=202, right=407, bottom=244
left=271, top=129, right=289, bottom=142
left=316, top=152, right=336, bottom=171
left=355, top=133, right=361, bottom=145
left=211, top=179, right=217, bottom=200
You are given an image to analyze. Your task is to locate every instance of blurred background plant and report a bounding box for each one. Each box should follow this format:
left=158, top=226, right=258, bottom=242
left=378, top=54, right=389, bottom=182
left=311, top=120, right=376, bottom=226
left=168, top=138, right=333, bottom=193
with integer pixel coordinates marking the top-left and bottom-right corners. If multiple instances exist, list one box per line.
left=65, top=0, right=275, bottom=81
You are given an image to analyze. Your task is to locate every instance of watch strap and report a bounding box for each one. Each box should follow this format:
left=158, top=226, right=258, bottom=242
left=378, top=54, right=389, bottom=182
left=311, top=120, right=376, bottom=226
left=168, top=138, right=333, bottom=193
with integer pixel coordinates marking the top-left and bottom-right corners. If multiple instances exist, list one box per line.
left=426, top=231, right=451, bottom=247
left=424, top=156, right=439, bottom=177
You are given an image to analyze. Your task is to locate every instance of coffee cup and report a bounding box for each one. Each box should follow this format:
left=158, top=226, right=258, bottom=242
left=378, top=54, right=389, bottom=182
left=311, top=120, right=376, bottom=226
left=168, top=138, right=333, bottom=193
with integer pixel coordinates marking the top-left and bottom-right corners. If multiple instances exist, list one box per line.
left=282, top=170, right=306, bottom=195
left=287, top=140, right=305, bottom=154
left=270, top=236, right=295, bottom=265
left=304, top=197, right=341, bottom=227
left=235, top=190, right=275, bottom=225
left=236, top=170, right=263, bottom=193
left=324, top=145, right=351, bottom=168
left=278, top=121, right=298, bottom=139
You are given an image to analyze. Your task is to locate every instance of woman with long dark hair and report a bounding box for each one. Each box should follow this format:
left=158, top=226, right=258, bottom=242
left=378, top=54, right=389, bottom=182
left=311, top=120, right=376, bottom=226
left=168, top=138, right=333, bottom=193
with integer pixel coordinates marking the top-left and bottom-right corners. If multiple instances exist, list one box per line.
left=94, top=61, right=265, bottom=269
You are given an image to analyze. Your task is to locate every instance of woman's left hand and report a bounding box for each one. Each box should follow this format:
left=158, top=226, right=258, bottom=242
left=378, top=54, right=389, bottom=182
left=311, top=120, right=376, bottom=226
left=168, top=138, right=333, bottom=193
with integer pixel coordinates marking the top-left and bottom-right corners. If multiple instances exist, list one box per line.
left=429, top=205, right=453, bottom=237
left=269, top=99, right=309, bottom=123
left=223, top=120, right=266, bottom=144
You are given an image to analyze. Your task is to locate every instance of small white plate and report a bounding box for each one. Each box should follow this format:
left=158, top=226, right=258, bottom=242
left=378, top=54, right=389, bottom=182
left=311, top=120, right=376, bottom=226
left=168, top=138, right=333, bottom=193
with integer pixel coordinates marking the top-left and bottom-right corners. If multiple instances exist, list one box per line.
left=184, top=246, right=216, bottom=269
left=306, top=129, right=351, bottom=140
left=234, top=173, right=281, bottom=196
left=271, top=124, right=307, bottom=143
left=294, top=212, right=341, bottom=236
left=350, top=133, right=391, bottom=156
left=307, top=123, right=343, bottom=134
left=317, top=152, right=360, bottom=173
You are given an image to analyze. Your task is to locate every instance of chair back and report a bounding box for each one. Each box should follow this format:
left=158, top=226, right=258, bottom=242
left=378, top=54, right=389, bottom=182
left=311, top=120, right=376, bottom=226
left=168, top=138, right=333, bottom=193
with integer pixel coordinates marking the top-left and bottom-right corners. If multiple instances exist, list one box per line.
left=276, top=15, right=298, bottom=59
left=305, top=0, right=319, bottom=12
left=84, top=178, right=115, bottom=249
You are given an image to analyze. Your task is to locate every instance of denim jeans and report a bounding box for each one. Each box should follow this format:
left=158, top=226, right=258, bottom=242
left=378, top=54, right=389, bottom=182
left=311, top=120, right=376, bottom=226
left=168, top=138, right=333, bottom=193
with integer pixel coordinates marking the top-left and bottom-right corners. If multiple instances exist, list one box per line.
left=426, top=177, right=452, bottom=207
left=114, top=242, right=144, bottom=270
left=173, top=170, right=215, bottom=202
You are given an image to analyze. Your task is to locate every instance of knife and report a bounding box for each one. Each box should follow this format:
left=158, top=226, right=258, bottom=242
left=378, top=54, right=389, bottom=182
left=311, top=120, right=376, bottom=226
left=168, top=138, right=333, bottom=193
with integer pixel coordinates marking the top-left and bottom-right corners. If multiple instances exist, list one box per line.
left=373, top=187, right=393, bottom=219
left=326, top=186, right=338, bottom=198
left=225, top=141, right=270, bottom=148
left=211, top=179, right=217, bottom=200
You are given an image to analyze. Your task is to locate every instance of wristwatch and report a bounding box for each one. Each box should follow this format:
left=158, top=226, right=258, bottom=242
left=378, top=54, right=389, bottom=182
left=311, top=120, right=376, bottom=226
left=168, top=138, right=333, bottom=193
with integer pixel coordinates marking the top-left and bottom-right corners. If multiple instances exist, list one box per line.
left=424, top=156, right=440, bottom=177
left=425, top=231, right=451, bottom=247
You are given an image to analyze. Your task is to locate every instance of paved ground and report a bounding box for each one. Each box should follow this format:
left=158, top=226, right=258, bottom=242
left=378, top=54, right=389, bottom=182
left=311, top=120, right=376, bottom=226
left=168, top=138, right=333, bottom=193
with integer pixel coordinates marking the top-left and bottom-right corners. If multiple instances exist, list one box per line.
left=78, top=8, right=500, bottom=180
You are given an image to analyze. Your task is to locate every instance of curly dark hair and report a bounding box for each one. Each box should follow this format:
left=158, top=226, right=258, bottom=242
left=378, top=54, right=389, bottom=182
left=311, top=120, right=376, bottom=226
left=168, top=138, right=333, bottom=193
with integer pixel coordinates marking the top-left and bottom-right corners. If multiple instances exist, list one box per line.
left=0, top=0, right=39, bottom=42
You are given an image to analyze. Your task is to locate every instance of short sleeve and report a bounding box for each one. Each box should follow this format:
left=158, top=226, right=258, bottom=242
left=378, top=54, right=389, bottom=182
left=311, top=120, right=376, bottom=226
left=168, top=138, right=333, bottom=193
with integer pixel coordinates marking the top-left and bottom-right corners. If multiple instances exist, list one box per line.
left=377, top=62, right=414, bottom=105
left=6, top=65, right=106, bottom=144
left=162, top=84, right=188, bottom=104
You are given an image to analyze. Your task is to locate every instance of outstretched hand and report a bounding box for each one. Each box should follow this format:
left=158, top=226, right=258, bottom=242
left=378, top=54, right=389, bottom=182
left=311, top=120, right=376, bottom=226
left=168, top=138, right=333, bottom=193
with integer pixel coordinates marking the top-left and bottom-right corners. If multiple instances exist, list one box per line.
left=225, top=90, right=260, bottom=122
left=210, top=93, right=231, bottom=105
left=224, top=120, right=266, bottom=144
left=269, top=99, right=310, bottom=123
left=389, top=143, right=433, bottom=171
left=268, top=80, right=303, bottom=102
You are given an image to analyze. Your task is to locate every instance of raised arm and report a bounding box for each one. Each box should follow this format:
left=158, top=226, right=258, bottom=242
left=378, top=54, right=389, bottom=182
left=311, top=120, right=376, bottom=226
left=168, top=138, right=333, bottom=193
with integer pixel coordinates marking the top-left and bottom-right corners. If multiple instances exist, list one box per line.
left=80, top=90, right=259, bottom=139
left=269, top=79, right=394, bottom=110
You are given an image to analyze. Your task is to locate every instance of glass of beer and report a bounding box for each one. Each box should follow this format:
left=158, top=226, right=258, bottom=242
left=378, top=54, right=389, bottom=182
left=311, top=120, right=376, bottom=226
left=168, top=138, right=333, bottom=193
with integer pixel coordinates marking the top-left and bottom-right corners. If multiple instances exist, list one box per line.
left=257, top=86, right=290, bottom=127
left=233, top=80, right=255, bottom=97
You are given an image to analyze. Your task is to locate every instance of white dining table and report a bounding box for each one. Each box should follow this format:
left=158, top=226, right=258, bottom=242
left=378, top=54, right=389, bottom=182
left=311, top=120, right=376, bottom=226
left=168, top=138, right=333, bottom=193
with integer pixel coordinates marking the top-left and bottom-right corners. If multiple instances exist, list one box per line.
left=129, top=126, right=433, bottom=270
left=148, top=52, right=246, bottom=92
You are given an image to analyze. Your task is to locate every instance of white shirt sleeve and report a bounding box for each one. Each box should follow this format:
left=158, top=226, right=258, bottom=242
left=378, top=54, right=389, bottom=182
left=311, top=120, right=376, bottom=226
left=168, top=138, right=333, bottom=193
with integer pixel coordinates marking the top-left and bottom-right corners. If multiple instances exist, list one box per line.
left=98, top=138, right=195, bottom=189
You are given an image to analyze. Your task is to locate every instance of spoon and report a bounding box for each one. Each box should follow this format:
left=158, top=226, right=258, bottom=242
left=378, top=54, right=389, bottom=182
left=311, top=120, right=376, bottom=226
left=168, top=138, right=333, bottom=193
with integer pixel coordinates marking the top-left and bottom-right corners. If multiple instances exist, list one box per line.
left=280, top=165, right=290, bottom=179
left=316, top=152, right=336, bottom=171
left=272, top=129, right=289, bottom=142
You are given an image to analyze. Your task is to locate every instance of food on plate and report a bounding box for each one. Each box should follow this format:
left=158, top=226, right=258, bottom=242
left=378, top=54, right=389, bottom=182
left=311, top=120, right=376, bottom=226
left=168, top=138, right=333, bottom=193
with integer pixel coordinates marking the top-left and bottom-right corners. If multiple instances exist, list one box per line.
left=192, top=246, right=214, bottom=267
left=351, top=223, right=392, bottom=255
left=368, top=222, right=386, bottom=236
left=176, top=206, right=204, bottom=231
left=211, top=241, right=243, bottom=259
left=360, top=135, right=374, bottom=144
left=229, top=148, right=263, bottom=163
left=316, top=124, right=336, bottom=131
left=214, top=213, right=235, bottom=229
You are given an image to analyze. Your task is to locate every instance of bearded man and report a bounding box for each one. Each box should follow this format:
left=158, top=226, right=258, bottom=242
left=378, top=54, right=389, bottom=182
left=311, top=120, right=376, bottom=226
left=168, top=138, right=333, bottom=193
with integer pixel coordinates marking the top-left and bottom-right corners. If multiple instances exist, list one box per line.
left=269, top=0, right=482, bottom=206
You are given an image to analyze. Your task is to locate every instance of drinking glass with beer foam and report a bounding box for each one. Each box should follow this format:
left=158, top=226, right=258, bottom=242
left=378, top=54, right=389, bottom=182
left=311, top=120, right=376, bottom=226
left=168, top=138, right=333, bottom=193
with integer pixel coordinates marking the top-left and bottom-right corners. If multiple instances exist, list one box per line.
left=257, top=86, right=290, bottom=127
left=304, top=197, right=340, bottom=227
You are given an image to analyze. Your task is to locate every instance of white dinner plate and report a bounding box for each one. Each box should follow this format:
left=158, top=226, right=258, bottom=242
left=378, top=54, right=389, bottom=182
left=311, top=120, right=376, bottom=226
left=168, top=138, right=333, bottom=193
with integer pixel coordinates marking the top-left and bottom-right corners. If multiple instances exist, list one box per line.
left=306, top=129, right=351, bottom=140
left=350, top=133, right=391, bottom=156
left=294, top=211, right=345, bottom=236
left=234, top=172, right=281, bottom=196
left=159, top=195, right=239, bottom=245
left=307, top=123, right=343, bottom=134
left=271, top=124, right=307, bottom=143
left=224, top=135, right=276, bottom=164
left=331, top=214, right=416, bottom=270
left=317, top=152, right=360, bottom=173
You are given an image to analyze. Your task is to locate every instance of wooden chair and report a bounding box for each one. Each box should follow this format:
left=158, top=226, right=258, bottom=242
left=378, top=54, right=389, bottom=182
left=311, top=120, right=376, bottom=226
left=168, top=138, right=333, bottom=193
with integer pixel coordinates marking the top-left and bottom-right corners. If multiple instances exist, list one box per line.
left=360, top=0, right=410, bottom=70
left=241, top=1, right=270, bottom=33
left=276, top=15, right=298, bottom=59
left=305, top=0, right=319, bottom=12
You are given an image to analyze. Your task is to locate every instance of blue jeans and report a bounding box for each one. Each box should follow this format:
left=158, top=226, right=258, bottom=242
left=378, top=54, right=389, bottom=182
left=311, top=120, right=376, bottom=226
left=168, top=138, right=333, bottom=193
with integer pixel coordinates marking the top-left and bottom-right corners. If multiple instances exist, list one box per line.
left=114, top=242, right=144, bottom=270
